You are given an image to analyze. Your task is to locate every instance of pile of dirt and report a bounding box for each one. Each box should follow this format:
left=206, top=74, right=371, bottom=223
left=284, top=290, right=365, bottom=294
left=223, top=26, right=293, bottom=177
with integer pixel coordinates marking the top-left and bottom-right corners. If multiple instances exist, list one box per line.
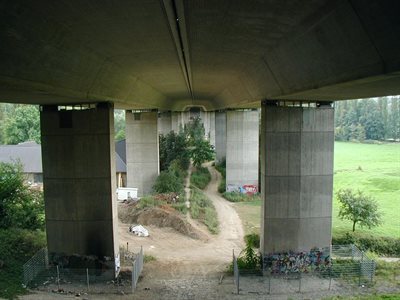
left=119, top=205, right=203, bottom=240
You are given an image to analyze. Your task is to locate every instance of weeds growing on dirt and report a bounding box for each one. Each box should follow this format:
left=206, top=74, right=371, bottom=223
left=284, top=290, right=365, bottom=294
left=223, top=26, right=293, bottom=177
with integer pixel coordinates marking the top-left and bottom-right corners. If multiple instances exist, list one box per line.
left=223, top=192, right=261, bottom=202
left=190, top=188, right=219, bottom=234
left=191, top=166, right=211, bottom=189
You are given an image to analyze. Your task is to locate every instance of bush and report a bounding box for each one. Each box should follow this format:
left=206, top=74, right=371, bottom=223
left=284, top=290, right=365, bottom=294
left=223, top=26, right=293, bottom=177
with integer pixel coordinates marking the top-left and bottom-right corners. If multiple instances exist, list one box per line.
left=191, top=166, right=211, bottom=189
left=222, top=192, right=261, bottom=202
left=245, top=233, right=260, bottom=248
left=0, top=228, right=46, bottom=299
left=0, top=162, right=45, bottom=230
left=153, top=171, right=184, bottom=194
left=332, top=232, right=400, bottom=256
left=137, top=196, right=161, bottom=209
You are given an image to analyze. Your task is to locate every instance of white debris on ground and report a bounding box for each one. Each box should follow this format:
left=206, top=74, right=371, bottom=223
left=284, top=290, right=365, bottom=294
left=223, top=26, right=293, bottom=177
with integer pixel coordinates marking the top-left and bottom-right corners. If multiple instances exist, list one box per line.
left=129, top=225, right=149, bottom=237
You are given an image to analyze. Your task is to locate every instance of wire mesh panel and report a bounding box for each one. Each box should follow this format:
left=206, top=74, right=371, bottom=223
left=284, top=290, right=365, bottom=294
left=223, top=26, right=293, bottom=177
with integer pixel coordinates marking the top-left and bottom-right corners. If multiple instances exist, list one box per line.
left=23, top=248, right=48, bottom=286
left=23, top=247, right=145, bottom=295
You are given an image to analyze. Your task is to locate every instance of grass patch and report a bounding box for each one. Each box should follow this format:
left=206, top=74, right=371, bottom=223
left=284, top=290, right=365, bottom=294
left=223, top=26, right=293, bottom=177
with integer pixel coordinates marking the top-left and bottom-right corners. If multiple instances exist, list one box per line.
left=375, top=260, right=400, bottom=286
left=144, top=254, right=157, bottom=263
left=223, top=192, right=261, bottom=203
left=232, top=142, right=400, bottom=245
left=190, top=188, right=219, bottom=234
left=0, top=228, right=46, bottom=299
left=191, top=166, right=211, bottom=189
left=333, top=142, right=400, bottom=238
left=325, top=294, right=400, bottom=300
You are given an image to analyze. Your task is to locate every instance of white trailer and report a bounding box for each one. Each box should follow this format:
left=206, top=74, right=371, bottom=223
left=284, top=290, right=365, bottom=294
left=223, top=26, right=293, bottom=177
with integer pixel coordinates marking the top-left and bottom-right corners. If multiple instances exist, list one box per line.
left=116, top=187, right=138, bottom=201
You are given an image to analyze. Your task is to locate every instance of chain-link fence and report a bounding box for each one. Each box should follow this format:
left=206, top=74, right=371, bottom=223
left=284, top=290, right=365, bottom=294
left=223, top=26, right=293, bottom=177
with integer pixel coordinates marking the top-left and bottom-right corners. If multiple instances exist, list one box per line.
left=232, top=244, right=375, bottom=295
left=23, top=246, right=144, bottom=295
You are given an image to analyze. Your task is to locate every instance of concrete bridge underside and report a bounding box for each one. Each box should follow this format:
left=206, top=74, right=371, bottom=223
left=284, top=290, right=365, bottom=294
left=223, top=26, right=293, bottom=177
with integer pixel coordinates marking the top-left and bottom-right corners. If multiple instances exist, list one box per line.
left=1, top=0, right=399, bottom=277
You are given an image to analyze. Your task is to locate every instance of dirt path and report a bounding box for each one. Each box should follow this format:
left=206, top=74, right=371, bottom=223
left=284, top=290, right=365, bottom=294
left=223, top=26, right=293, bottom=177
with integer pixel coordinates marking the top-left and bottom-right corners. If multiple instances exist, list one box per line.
left=118, top=162, right=244, bottom=274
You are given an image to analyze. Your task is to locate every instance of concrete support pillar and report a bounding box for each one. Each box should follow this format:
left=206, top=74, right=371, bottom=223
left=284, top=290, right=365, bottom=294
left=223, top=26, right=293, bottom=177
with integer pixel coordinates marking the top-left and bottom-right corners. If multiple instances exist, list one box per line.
left=215, top=111, right=226, bottom=162
left=40, top=103, right=118, bottom=277
left=260, top=102, right=334, bottom=254
left=171, top=111, right=183, bottom=133
left=158, top=111, right=172, bottom=136
left=209, top=111, right=216, bottom=147
left=226, top=110, right=259, bottom=191
left=126, top=111, right=159, bottom=196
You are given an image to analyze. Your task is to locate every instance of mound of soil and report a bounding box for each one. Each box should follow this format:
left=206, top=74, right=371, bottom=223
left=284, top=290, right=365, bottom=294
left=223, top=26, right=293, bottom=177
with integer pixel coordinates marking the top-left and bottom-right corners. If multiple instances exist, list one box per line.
left=119, top=205, right=202, bottom=240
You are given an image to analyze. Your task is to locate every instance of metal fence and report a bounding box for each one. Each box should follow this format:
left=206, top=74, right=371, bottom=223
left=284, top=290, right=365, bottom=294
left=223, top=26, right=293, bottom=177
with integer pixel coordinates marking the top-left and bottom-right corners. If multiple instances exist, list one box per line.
left=233, top=250, right=239, bottom=294
left=23, top=247, right=144, bottom=295
left=232, top=244, right=375, bottom=295
left=132, top=246, right=144, bottom=292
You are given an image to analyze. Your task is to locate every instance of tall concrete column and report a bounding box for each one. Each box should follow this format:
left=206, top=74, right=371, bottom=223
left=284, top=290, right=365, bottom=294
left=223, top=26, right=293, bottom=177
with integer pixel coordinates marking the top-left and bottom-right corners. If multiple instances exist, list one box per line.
left=171, top=111, right=183, bottom=133
left=40, top=103, right=118, bottom=277
left=215, top=111, right=226, bottom=162
left=126, top=110, right=159, bottom=196
left=226, top=110, right=259, bottom=191
left=260, top=101, right=334, bottom=254
left=209, top=111, right=216, bottom=147
left=158, top=111, right=172, bottom=136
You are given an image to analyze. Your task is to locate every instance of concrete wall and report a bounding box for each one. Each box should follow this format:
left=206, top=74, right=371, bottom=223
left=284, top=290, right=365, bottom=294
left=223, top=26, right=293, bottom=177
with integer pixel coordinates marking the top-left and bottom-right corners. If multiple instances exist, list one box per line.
left=158, top=111, right=172, bottom=136
left=40, top=103, right=118, bottom=276
left=126, top=111, right=159, bottom=196
left=215, top=112, right=226, bottom=162
left=260, top=103, right=334, bottom=254
left=226, top=110, right=259, bottom=190
left=171, top=111, right=184, bottom=133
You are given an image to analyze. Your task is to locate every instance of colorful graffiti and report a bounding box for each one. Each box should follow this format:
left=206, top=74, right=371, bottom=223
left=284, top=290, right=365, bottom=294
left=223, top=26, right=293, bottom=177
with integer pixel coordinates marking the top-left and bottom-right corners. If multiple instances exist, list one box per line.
left=263, top=248, right=331, bottom=274
left=226, top=184, right=258, bottom=195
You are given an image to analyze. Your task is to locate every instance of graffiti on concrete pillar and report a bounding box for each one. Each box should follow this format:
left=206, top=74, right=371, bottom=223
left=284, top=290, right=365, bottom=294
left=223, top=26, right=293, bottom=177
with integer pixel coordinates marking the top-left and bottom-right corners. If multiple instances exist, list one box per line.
left=226, top=184, right=258, bottom=195
left=263, top=247, right=331, bottom=274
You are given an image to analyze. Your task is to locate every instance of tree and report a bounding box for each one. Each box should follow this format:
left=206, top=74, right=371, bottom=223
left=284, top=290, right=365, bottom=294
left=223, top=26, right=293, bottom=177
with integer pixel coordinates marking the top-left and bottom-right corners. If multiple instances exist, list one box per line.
left=159, top=131, right=190, bottom=171
left=0, top=162, right=45, bottom=230
left=114, top=109, right=125, bottom=141
left=1, top=105, right=40, bottom=144
left=184, top=116, right=215, bottom=167
left=336, top=189, right=382, bottom=232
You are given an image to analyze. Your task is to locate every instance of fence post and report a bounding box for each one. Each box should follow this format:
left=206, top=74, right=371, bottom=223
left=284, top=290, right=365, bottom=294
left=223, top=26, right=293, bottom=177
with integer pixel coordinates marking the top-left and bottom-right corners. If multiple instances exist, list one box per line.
left=298, top=272, right=302, bottom=293
left=329, top=266, right=332, bottom=290
left=56, top=265, right=60, bottom=290
left=268, top=272, right=271, bottom=294
left=132, top=261, right=136, bottom=293
left=127, top=242, right=129, bottom=253
left=86, top=268, right=90, bottom=292
left=358, top=262, right=362, bottom=286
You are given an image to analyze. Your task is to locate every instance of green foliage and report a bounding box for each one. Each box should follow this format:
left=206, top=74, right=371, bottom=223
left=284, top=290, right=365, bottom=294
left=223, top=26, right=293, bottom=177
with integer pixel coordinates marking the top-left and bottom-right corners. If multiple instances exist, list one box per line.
left=375, top=261, right=400, bottom=286
left=336, top=189, right=382, bottom=232
left=335, top=97, right=400, bottom=141
left=159, top=131, right=190, bottom=171
left=190, top=138, right=215, bottom=167
left=0, top=228, right=46, bottom=299
left=223, top=192, right=261, bottom=203
left=215, top=159, right=226, bottom=193
left=332, top=232, right=400, bottom=256
left=153, top=169, right=183, bottom=194
left=190, top=188, right=219, bottom=234
left=1, top=105, right=41, bottom=144
left=185, top=116, right=215, bottom=167
left=191, top=166, right=211, bottom=189
left=136, top=196, right=161, bottom=209
left=114, top=109, right=125, bottom=141
left=0, top=162, right=45, bottom=230
left=245, top=233, right=260, bottom=248
left=228, top=238, right=262, bottom=273
left=143, top=254, right=157, bottom=263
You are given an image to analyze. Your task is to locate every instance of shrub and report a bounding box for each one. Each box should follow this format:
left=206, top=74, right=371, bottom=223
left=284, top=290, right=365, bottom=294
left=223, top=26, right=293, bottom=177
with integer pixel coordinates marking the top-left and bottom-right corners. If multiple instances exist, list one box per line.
left=0, top=162, right=45, bottom=230
left=191, top=166, right=211, bottom=189
left=332, top=232, right=400, bottom=256
left=245, top=233, right=260, bottom=248
left=223, top=192, right=261, bottom=202
left=153, top=171, right=184, bottom=194
left=137, top=196, right=161, bottom=209
left=218, top=178, right=226, bottom=193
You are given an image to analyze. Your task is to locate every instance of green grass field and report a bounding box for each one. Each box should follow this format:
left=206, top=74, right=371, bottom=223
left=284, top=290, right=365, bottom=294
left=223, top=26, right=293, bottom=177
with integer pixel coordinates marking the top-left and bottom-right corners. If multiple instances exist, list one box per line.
left=234, top=142, right=400, bottom=238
